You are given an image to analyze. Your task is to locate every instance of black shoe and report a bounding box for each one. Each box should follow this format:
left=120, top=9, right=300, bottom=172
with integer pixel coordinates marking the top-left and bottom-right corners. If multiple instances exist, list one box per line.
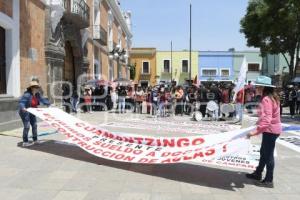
left=255, top=180, right=274, bottom=188
left=246, top=172, right=262, bottom=181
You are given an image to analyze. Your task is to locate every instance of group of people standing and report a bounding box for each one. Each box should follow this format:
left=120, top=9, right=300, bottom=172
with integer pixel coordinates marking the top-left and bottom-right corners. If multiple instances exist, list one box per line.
left=17, top=75, right=284, bottom=188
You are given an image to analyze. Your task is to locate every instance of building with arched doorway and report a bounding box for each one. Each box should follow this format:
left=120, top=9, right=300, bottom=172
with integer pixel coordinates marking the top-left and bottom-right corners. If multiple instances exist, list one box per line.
left=0, top=0, right=132, bottom=131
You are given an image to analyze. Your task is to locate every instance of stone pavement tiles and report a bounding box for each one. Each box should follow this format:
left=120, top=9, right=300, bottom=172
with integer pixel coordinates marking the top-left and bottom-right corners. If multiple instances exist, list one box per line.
left=1, top=112, right=300, bottom=199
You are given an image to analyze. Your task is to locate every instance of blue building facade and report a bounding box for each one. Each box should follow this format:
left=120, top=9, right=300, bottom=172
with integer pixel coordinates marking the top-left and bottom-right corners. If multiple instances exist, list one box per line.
left=198, top=51, right=234, bottom=82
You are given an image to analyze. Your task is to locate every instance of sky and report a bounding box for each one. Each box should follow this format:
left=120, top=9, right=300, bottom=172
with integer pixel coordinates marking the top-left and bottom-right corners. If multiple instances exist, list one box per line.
left=120, top=0, right=257, bottom=51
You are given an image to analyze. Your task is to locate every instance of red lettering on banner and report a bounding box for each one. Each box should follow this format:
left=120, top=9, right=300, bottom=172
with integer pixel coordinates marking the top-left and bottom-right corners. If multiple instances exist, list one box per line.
left=76, top=133, right=85, bottom=138
left=133, top=150, right=143, bottom=155
left=93, top=141, right=101, bottom=145
left=71, top=137, right=81, bottom=142
left=192, top=138, right=205, bottom=146
left=102, top=151, right=111, bottom=157
left=183, top=156, right=193, bottom=160
left=83, top=137, right=91, bottom=142
left=147, top=159, right=158, bottom=163
left=93, top=149, right=102, bottom=154
left=124, top=137, right=134, bottom=143
left=162, top=139, right=175, bottom=147
left=193, top=152, right=204, bottom=159
left=161, top=159, right=172, bottom=164
left=57, top=128, right=66, bottom=133
left=115, top=154, right=125, bottom=160
left=75, top=122, right=85, bottom=127
left=51, top=123, right=60, bottom=128
left=115, top=135, right=123, bottom=141
left=84, top=145, right=95, bottom=151
left=108, top=145, right=118, bottom=151
left=64, top=133, right=73, bottom=138
left=85, top=126, right=96, bottom=132
left=123, top=156, right=135, bottom=162
left=137, top=158, right=148, bottom=163
left=146, top=151, right=156, bottom=157
left=124, top=148, right=133, bottom=153
left=172, top=157, right=182, bottom=162
left=78, top=141, right=87, bottom=147
left=100, top=143, right=110, bottom=148
left=145, top=138, right=155, bottom=146
left=177, top=138, right=189, bottom=147
left=172, top=152, right=182, bottom=157
left=134, top=137, right=143, bottom=144
left=94, top=130, right=102, bottom=136
left=161, top=152, right=171, bottom=157
left=205, top=149, right=215, bottom=156
left=103, top=132, right=114, bottom=139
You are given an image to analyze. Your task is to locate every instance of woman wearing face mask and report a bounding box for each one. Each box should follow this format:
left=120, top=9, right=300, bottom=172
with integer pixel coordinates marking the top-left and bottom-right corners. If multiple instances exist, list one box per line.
left=18, top=80, right=50, bottom=147
left=246, top=76, right=281, bottom=188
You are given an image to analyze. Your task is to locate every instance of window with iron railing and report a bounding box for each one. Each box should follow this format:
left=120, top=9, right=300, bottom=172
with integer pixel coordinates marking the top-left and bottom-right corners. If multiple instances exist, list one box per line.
left=63, top=0, right=90, bottom=23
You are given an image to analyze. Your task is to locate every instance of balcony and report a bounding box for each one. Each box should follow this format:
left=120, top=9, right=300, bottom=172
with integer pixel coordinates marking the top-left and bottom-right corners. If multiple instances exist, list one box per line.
left=63, top=0, right=90, bottom=29
left=93, top=25, right=107, bottom=46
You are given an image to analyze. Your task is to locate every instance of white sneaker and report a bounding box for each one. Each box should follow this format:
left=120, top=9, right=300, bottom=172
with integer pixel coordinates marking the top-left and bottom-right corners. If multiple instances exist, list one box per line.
left=22, top=142, right=32, bottom=147
left=33, top=140, right=43, bottom=145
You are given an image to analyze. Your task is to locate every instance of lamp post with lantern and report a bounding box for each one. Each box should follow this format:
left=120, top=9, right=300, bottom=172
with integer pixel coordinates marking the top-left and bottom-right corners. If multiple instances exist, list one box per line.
left=108, top=44, right=128, bottom=79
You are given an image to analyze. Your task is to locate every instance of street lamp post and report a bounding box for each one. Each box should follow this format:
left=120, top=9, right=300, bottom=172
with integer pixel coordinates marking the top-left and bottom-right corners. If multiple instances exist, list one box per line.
left=108, top=44, right=128, bottom=79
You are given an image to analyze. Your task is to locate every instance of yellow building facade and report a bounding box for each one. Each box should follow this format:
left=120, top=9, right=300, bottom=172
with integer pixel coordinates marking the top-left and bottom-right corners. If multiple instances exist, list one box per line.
left=156, top=51, right=198, bottom=85
left=130, top=48, right=157, bottom=87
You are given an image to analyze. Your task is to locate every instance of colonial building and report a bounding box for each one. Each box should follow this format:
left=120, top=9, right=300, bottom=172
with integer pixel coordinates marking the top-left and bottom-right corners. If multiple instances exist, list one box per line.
left=233, top=51, right=262, bottom=82
left=0, top=0, right=132, bottom=131
left=156, top=51, right=198, bottom=85
left=130, top=48, right=157, bottom=87
left=198, top=51, right=234, bottom=83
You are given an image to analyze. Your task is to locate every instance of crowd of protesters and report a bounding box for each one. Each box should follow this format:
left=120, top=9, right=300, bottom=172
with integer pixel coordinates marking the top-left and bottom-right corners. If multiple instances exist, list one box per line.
left=61, top=79, right=300, bottom=121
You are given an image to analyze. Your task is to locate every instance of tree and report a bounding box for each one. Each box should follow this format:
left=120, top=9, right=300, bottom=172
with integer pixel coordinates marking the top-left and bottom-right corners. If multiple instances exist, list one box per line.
left=240, top=0, right=300, bottom=78
left=129, top=63, right=136, bottom=80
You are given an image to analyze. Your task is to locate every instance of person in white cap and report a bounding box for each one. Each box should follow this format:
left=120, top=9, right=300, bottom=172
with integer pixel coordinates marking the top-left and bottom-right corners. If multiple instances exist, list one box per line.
left=18, top=79, right=50, bottom=147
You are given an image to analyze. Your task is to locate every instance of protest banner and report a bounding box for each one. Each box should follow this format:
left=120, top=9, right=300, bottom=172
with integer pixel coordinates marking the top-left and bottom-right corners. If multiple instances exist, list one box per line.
left=28, top=108, right=254, bottom=165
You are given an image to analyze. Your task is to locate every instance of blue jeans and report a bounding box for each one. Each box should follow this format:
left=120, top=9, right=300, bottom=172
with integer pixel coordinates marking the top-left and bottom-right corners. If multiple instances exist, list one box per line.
left=255, top=132, right=279, bottom=182
left=119, top=97, right=126, bottom=113
left=235, top=103, right=243, bottom=121
left=159, top=102, right=165, bottom=117
left=19, top=111, right=37, bottom=142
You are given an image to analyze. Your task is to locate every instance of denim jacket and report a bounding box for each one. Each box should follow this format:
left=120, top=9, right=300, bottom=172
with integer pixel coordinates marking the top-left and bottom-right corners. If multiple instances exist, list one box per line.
left=18, top=91, right=50, bottom=112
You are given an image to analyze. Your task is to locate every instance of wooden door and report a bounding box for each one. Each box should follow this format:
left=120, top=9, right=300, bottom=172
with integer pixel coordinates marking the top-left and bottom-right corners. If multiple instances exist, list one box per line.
left=0, top=26, right=6, bottom=94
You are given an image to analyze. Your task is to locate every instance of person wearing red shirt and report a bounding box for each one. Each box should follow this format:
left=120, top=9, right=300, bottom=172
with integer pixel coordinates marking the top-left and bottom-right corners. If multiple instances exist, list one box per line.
left=234, top=89, right=244, bottom=124
left=18, top=80, right=50, bottom=147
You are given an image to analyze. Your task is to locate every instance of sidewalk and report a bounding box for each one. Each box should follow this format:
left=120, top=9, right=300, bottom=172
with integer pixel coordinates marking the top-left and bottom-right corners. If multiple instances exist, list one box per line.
left=0, top=111, right=300, bottom=199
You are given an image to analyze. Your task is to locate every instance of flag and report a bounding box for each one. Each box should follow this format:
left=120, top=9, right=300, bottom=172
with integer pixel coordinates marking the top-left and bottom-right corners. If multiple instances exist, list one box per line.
left=233, top=57, right=247, bottom=101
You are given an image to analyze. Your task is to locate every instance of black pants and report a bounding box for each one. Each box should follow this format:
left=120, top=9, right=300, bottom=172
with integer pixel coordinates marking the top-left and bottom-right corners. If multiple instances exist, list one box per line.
left=297, top=101, right=300, bottom=114
left=289, top=101, right=296, bottom=116
left=175, top=100, right=183, bottom=115
left=255, top=132, right=279, bottom=182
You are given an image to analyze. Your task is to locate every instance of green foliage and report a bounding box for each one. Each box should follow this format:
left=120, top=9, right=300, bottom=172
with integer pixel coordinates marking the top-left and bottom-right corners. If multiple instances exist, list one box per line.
left=241, top=0, right=300, bottom=77
left=129, top=63, right=136, bottom=80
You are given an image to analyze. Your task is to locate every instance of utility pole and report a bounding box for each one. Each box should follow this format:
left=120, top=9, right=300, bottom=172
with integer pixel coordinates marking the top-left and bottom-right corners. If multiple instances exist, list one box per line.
left=171, top=40, right=173, bottom=83
left=189, top=3, right=192, bottom=85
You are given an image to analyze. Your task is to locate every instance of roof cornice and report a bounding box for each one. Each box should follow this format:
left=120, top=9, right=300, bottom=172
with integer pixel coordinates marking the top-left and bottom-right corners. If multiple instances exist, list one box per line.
left=106, top=0, right=132, bottom=38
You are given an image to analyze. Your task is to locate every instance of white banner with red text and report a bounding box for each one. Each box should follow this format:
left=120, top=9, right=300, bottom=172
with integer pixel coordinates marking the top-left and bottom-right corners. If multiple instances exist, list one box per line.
left=28, top=108, right=254, bottom=165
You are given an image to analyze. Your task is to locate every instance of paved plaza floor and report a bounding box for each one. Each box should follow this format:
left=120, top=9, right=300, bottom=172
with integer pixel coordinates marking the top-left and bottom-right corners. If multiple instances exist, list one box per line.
left=0, top=110, right=300, bottom=200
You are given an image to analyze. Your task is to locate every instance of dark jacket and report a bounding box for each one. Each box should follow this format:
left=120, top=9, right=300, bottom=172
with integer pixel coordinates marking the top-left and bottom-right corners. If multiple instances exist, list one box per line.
left=18, top=91, right=50, bottom=112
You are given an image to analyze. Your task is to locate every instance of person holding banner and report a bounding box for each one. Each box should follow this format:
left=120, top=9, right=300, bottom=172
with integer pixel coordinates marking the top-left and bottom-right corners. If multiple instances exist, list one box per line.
left=246, top=76, right=281, bottom=188
left=18, top=79, right=50, bottom=147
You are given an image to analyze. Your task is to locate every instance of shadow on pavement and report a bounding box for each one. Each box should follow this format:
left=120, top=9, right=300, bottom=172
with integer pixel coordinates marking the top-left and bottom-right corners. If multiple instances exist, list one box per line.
left=18, top=140, right=254, bottom=191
